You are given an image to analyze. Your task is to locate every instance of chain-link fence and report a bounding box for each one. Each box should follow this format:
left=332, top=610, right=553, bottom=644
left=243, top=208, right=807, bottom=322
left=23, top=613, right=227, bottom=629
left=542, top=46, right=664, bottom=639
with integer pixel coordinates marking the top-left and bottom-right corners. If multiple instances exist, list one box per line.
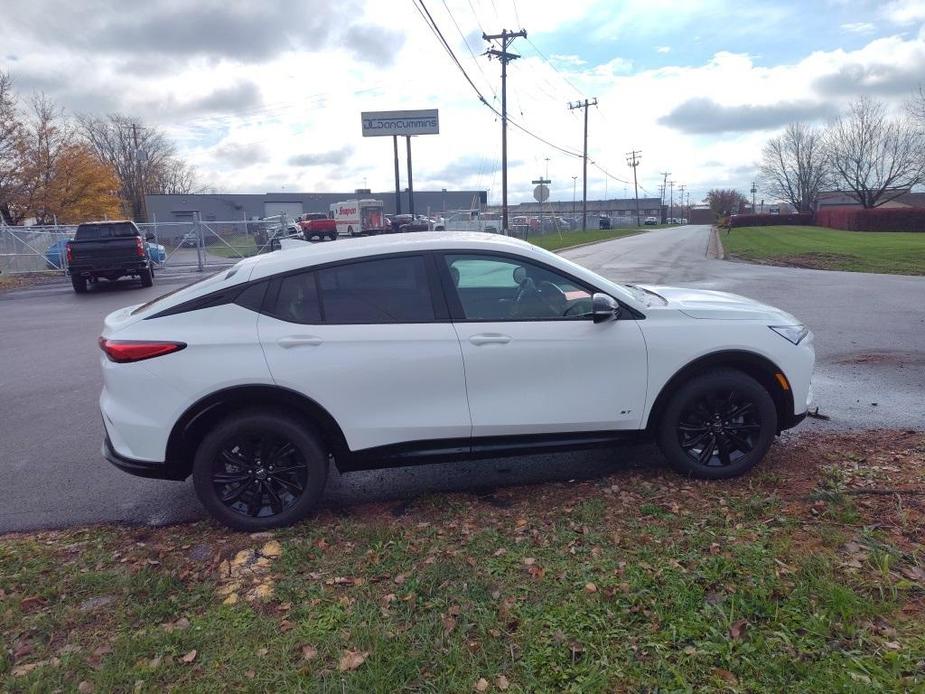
left=0, top=214, right=294, bottom=275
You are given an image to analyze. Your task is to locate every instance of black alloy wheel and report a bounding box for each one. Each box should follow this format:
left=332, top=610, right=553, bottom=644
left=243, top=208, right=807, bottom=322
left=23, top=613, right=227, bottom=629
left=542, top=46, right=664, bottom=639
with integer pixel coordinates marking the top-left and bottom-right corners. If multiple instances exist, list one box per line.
left=677, top=389, right=762, bottom=468
left=657, top=369, right=777, bottom=479
left=211, top=434, right=307, bottom=518
left=193, top=411, right=327, bottom=530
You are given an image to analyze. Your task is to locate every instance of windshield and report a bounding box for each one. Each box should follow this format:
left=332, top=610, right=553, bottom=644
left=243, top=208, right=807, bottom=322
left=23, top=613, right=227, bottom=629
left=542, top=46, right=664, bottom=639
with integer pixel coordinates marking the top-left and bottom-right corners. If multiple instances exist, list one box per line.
left=75, top=222, right=137, bottom=240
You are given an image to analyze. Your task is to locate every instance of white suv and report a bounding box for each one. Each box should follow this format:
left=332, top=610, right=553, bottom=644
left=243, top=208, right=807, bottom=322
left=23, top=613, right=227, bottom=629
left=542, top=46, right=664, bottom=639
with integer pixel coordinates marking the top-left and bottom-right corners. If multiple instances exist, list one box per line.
left=99, top=233, right=814, bottom=530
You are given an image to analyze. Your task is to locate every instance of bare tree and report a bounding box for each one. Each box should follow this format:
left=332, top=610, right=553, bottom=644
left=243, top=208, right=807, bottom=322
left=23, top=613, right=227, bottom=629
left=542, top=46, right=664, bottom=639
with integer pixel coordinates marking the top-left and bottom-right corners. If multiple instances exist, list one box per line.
left=78, top=114, right=179, bottom=220
left=151, top=156, right=204, bottom=195
left=706, top=188, right=750, bottom=218
left=759, top=122, right=830, bottom=212
left=824, top=96, right=925, bottom=208
left=908, top=84, right=925, bottom=126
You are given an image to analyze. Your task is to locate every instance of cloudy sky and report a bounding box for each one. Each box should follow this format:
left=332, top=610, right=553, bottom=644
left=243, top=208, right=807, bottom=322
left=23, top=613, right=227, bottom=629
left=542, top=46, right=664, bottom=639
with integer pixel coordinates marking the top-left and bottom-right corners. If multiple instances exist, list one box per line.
left=3, top=0, right=925, bottom=206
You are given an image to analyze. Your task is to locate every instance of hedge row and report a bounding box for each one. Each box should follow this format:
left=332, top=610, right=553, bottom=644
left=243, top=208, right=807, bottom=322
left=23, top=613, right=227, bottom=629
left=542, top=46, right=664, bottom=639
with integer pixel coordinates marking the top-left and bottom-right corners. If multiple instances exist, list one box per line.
left=816, top=207, right=925, bottom=232
left=728, top=213, right=814, bottom=228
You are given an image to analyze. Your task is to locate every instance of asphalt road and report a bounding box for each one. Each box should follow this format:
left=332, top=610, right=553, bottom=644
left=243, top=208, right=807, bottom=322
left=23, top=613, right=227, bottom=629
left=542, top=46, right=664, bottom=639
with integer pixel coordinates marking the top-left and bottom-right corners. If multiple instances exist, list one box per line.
left=1, top=225, right=922, bottom=532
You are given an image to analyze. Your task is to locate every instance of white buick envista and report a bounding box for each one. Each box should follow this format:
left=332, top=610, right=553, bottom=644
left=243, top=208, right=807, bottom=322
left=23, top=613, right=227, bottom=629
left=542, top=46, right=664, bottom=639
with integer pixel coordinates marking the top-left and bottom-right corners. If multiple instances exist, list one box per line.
left=99, top=232, right=814, bottom=530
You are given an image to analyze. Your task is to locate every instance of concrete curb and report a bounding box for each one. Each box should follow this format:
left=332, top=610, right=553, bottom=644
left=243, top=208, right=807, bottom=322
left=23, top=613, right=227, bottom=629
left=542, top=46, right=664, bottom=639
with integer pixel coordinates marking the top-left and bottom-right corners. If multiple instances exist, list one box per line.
left=708, top=226, right=726, bottom=260
left=550, top=228, right=650, bottom=254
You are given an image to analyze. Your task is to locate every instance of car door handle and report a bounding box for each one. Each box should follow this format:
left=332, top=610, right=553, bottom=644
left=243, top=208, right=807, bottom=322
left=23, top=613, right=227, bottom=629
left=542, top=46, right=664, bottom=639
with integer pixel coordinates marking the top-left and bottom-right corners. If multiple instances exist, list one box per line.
left=277, top=336, right=323, bottom=348
left=469, top=334, right=511, bottom=345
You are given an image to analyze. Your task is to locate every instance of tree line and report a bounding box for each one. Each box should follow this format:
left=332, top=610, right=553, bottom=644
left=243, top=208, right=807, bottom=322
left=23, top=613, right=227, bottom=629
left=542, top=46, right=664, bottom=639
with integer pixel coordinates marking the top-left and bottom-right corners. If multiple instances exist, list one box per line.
left=703, top=92, right=925, bottom=218
left=0, top=70, right=202, bottom=226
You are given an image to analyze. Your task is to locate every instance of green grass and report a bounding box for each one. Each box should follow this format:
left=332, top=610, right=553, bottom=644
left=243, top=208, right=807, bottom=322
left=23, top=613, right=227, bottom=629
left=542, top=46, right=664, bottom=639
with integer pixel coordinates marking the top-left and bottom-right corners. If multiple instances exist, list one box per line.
left=2, top=432, right=924, bottom=692
left=208, top=234, right=259, bottom=258
left=528, top=226, right=654, bottom=251
left=722, top=225, right=925, bottom=275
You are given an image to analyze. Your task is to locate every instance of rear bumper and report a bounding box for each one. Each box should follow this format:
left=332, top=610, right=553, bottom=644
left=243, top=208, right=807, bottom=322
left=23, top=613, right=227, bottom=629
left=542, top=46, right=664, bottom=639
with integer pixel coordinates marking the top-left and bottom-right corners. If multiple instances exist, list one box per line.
left=103, top=436, right=185, bottom=480
left=71, top=261, right=149, bottom=276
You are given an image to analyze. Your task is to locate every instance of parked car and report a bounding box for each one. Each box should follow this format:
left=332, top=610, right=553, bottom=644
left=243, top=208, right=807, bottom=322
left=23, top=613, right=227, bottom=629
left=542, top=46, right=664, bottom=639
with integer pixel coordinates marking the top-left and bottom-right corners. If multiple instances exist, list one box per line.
left=681, top=218, right=688, bottom=224
left=644, top=217, right=658, bottom=225
left=599, top=216, right=612, bottom=230
left=66, top=220, right=156, bottom=293
left=298, top=213, right=337, bottom=242
left=388, top=214, right=430, bottom=233
left=99, top=232, right=814, bottom=530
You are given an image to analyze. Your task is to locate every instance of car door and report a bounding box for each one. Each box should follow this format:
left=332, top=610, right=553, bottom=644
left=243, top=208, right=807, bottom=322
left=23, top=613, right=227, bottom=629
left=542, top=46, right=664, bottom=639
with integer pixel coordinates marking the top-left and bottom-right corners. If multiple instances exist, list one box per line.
left=440, top=252, right=648, bottom=437
left=257, top=254, right=471, bottom=452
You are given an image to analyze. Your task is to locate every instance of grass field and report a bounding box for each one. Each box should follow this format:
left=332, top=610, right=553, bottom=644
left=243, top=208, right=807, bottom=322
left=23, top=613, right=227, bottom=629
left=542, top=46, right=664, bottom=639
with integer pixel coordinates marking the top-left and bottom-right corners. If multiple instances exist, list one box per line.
left=208, top=234, right=259, bottom=259
left=3, top=431, right=925, bottom=692
left=722, top=225, right=925, bottom=276
left=529, top=227, right=652, bottom=251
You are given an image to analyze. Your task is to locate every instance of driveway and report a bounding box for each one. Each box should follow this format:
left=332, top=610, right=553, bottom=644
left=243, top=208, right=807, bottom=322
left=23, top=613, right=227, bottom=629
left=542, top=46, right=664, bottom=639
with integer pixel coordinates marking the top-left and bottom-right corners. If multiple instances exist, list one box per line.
left=1, top=226, right=921, bottom=532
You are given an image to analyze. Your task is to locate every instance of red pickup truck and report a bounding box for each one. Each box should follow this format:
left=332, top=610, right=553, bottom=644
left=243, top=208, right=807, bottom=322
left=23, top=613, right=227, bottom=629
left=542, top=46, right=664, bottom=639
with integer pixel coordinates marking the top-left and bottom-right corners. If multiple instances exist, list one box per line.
left=298, top=213, right=338, bottom=241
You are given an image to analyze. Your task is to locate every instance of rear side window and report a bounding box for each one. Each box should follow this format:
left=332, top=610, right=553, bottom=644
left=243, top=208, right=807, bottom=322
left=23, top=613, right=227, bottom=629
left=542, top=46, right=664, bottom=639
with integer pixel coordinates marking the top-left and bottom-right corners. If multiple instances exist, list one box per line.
left=266, top=273, right=322, bottom=324
left=235, top=281, right=268, bottom=313
left=317, top=256, right=434, bottom=324
left=75, top=223, right=137, bottom=240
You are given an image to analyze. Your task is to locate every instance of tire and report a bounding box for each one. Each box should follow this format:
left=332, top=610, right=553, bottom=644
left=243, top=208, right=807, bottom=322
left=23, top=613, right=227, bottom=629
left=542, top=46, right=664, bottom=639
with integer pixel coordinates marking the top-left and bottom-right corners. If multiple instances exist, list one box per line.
left=71, top=275, right=88, bottom=294
left=192, top=410, right=328, bottom=531
left=328, top=233, right=337, bottom=241
left=656, top=368, right=777, bottom=480
left=139, top=265, right=154, bottom=288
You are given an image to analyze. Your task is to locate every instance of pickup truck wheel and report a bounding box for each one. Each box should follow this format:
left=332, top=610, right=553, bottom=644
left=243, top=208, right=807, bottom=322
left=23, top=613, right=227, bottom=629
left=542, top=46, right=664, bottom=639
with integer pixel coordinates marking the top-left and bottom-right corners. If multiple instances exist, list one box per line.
left=192, top=410, right=328, bottom=531
left=656, top=369, right=776, bottom=480
left=328, top=233, right=337, bottom=241
left=139, top=266, right=154, bottom=288
left=71, top=275, right=88, bottom=294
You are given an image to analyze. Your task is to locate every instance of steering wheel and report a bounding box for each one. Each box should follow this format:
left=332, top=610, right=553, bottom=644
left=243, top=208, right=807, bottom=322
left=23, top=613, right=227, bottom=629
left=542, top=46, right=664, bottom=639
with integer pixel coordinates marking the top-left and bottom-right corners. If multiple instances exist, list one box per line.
left=537, top=281, right=568, bottom=314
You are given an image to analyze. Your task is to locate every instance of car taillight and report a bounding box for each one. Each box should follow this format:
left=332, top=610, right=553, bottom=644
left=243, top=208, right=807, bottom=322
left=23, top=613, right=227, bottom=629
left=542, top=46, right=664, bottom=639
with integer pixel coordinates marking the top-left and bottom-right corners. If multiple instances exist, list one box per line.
left=135, top=236, right=145, bottom=257
left=66, top=243, right=73, bottom=264
left=98, top=337, right=186, bottom=363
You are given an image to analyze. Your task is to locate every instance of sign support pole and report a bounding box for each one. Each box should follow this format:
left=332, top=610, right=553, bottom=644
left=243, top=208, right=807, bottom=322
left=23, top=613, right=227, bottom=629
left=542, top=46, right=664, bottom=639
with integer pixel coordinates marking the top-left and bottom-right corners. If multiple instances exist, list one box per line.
left=393, top=135, right=401, bottom=215
left=406, top=136, right=415, bottom=217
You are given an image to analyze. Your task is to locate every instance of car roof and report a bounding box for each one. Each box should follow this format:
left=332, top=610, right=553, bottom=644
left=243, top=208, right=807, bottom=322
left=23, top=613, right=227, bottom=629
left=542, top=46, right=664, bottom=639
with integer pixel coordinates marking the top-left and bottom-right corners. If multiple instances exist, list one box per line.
left=249, top=232, right=540, bottom=279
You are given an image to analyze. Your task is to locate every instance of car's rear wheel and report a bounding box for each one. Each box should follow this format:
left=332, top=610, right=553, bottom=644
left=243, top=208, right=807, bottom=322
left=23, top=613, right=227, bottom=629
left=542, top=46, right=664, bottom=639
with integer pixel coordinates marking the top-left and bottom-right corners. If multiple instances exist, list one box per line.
left=656, top=369, right=776, bottom=479
left=192, top=411, right=328, bottom=531
left=140, top=266, right=154, bottom=288
left=71, top=275, right=88, bottom=293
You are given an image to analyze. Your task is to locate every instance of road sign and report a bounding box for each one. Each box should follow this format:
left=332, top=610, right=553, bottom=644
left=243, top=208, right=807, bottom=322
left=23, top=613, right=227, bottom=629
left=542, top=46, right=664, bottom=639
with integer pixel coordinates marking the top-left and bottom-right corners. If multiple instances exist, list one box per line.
left=361, top=110, right=439, bottom=137
left=533, top=184, right=549, bottom=203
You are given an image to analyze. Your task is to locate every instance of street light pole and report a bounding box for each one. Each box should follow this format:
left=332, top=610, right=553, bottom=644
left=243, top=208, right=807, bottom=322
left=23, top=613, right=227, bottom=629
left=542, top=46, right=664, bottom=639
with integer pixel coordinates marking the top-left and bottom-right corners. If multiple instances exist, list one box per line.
left=571, top=176, right=577, bottom=215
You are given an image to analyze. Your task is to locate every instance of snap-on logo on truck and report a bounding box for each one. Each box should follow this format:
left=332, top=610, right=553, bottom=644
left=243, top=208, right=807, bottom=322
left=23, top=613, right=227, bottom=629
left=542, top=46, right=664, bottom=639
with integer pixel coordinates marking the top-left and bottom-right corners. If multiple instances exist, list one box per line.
left=338, top=207, right=357, bottom=216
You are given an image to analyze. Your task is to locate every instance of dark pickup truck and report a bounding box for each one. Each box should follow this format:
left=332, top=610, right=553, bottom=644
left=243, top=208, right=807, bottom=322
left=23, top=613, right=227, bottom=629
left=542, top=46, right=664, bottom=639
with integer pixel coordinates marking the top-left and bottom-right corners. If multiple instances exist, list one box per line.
left=66, top=220, right=156, bottom=294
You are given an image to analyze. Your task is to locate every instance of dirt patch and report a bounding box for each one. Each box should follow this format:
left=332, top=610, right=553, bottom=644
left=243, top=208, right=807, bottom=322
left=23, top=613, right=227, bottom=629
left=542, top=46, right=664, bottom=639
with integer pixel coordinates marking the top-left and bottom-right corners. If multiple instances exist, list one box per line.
left=0, top=272, right=66, bottom=293
left=834, top=352, right=925, bottom=367
left=726, top=251, right=856, bottom=271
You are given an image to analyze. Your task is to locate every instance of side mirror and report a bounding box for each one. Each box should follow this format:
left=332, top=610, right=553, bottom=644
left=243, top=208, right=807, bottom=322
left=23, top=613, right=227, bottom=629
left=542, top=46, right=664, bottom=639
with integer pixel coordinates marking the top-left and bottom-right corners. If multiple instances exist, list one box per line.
left=591, top=293, right=621, bottom=323
left=144, top=232, right=155, bottom=241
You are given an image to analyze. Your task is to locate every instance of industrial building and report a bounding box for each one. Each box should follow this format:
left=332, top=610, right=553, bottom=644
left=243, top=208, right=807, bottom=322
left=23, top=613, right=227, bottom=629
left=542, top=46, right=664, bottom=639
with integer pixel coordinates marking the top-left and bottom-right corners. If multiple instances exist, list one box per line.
left=144, top=189, right=488, bottom=224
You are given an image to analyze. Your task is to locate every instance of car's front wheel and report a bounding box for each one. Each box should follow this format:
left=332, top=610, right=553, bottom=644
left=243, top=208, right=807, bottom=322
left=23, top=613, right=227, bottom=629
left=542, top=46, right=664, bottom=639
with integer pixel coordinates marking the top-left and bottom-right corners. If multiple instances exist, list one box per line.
left=192, top=411, right=328, bottom=531
left=656, top=369, right=777, bottom=479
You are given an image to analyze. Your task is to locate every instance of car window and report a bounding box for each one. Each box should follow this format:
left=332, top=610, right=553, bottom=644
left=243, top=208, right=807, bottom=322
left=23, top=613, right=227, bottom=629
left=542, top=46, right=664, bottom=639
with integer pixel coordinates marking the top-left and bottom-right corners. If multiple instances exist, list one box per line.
left=445, top=254, right=592, bottom=321
left=74, top=222, right=137, bottom=240
left=266, top=273, right=322, bottom=324
left=317, top=255, right=434, bottom=324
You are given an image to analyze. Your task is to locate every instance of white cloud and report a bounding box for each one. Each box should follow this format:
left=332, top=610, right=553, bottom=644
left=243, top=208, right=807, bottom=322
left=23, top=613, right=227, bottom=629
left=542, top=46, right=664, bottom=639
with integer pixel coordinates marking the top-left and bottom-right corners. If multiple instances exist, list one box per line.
left=656, top=46, right=672, bottom=54
left=883, top=0, right=925, bottom=24
left=840, top=22, right=876, bottom=33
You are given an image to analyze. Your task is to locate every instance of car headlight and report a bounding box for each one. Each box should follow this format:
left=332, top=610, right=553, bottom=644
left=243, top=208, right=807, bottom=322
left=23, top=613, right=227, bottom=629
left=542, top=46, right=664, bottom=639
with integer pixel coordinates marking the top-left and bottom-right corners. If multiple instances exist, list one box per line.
left=769, top=324, right=809, bottom=345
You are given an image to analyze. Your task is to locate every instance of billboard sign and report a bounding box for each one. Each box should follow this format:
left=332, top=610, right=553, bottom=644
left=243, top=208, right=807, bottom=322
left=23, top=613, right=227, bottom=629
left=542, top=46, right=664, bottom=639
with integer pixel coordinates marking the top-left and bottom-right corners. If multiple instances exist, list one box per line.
left=361, top=109, right=439, bottom=137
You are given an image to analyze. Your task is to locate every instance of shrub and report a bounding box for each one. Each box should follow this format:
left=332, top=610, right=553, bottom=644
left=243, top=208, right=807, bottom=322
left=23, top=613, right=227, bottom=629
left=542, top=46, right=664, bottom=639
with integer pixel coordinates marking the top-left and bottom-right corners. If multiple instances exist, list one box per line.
left=728, top=213, right=814, bottom=228
left=816, top=206, right=925, bottom=232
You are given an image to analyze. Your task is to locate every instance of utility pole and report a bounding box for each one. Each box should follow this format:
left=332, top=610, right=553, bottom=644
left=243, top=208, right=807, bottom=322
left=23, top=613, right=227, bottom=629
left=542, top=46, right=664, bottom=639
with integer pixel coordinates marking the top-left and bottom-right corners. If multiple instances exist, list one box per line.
left=131, top=123, right=149, bottom=224
left=750, top=180, right=757, bottom=213
left=571, top=176, right=577, bottom=214
left=484, top=28, right=527, bottom=235
left=659, top=171, right=670, bottom=222
left=626, top=150, right=641, bottom=226
left=568, top=97, right=598, bottom=230
left=668, top=180, right=675, bottom=222
left=677, top=184, right=686, bottom=223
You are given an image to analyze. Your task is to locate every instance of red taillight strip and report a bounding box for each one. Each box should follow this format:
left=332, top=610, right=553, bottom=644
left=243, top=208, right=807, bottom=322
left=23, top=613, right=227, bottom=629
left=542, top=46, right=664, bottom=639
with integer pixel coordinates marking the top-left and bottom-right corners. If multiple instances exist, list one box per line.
left=98, top=337, right=186, bottom=363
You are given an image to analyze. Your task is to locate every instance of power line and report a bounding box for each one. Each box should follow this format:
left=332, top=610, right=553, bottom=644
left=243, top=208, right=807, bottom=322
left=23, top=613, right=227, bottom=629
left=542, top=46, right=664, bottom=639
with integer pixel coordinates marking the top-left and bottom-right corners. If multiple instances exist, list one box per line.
left=525, top=37, right=584, bottom=98
left=441, top=0, right=496, bottom=99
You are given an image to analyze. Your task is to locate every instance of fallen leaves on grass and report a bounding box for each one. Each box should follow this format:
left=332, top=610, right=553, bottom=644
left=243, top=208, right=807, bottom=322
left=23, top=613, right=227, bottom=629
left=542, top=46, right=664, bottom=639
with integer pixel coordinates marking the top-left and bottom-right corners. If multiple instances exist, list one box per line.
left=337, top=650, right=369, bottom=671
left=181, top=649, right=197, bottom=664
left=301, top=645, right=318, bottom=661
left=729, top=619, right=748, bottom=640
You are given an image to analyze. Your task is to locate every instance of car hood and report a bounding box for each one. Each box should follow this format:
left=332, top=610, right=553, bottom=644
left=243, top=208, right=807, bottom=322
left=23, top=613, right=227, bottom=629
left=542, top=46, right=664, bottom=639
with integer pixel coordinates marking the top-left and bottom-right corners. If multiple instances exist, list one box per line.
left=636, top=285, right=799, bottom=322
